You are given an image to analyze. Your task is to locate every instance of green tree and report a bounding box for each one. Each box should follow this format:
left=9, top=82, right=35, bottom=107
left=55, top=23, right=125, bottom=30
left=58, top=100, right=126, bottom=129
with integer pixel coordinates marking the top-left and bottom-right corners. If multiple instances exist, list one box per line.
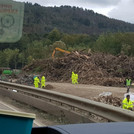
left=0, top=51, right=7, bottom=67
left=47, top=28, right=62, bottom=42
left=3, top=49, right=14, bottom=67
left=3, top=49, right=19, bottom=68
left=51, top=41, right=67, bottom=58
left=94, top=33, right=122, bottom=55
left=27, top=55, right=33, bottom=64
left=26, top=40, right=50, bottom=60
left=18, top=52, right=26, bottom=68
left=51, top=40, right=67, bottom=50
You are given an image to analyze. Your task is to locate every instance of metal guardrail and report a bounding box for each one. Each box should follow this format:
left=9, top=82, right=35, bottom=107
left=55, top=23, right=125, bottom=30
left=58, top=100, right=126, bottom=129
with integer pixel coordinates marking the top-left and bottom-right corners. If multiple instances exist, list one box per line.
left=0, top=81, right=134, bottom=122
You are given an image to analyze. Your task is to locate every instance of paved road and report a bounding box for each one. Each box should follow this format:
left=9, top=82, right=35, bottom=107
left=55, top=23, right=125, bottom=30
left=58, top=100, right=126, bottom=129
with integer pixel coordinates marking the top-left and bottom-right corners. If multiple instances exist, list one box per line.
left=0, top=100, right=44, bottom=127
left=1, top=81, right=131, bottom=127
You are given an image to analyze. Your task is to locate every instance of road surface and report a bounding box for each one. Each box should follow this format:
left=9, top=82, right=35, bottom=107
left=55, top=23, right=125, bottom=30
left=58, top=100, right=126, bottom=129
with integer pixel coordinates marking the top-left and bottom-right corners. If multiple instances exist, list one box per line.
left=0, top=82, right=133, bottom=126
left=0, top=100, right=45, bottom=127
left=46, top=82, right=130, bottom=100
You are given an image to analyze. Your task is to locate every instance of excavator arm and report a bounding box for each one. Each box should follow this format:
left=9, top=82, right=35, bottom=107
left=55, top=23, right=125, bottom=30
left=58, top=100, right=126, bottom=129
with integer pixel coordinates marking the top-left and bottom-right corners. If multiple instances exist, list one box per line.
left=52, top=47, right=70, bottom=59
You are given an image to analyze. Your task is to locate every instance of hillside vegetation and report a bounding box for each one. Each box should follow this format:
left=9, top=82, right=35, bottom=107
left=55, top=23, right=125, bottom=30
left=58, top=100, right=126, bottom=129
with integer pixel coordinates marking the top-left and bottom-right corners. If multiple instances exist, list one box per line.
left=23, top=3, right=134, bottom=35
left=0, top=30, right=134, bottom=69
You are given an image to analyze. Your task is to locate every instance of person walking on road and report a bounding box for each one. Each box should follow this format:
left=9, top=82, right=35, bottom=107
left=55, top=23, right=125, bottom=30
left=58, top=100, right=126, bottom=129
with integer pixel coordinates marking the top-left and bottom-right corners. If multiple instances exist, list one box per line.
left=75, top=73, right=78, bottom=84
left=41, top=76, right=46, bottom=88
left=71, top=72, right=75, bottom=84
left=126, top=78, right=132, bottom=93
left=34, top=77, right=40, bottom=88
left=122, top=94, right=133, bottom=111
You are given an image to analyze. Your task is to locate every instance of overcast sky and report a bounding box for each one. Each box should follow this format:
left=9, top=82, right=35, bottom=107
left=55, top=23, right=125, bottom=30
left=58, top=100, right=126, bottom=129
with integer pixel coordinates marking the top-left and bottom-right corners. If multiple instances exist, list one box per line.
left=14, top=0, right=134, bottom=24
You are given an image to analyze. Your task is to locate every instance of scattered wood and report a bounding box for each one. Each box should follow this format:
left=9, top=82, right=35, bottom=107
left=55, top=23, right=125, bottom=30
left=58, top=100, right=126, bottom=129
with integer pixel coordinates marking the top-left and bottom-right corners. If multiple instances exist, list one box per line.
left=23, top=52, right=134, bottom=86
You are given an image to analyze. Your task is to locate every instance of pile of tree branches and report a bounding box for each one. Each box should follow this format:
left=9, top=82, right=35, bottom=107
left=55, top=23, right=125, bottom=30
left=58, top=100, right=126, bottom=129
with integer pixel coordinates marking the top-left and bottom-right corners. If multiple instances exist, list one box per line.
left=23, top=52, right=134, bottom=86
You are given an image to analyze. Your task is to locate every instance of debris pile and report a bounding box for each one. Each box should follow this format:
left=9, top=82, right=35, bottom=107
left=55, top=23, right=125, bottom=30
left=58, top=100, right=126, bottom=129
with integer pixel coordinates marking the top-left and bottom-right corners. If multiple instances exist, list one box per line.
left=23, top=52, right=134, bottom=86
left=16, top=74, right=34, bottom=86
left=94, top=92, right=122, bottom=107
left=45, top=84, right=54, bottom=89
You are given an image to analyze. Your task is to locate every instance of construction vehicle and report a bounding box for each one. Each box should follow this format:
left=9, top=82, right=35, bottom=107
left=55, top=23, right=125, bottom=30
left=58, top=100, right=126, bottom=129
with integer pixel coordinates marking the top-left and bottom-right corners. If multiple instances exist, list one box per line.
left=52, top=47, right=71, bottom=59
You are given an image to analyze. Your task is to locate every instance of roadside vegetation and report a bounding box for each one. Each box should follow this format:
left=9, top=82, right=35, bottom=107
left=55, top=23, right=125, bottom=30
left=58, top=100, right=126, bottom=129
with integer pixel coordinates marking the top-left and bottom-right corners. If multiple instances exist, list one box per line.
left=0, top=28, right=134, bottom=69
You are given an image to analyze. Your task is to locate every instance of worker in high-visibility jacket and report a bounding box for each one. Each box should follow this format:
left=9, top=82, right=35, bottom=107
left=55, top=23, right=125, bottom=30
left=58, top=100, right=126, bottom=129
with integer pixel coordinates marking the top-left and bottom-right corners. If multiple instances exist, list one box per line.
left=122, top=94, right=133, bottom=110
left=34, top=77, right=40, bottom=88
left=71, top=72, right=75, bottom=84
left=126, top=78, right=132, bottom=93
left=41, top=76, right=46, bottom=88
left=75, top=73, right=78, bottom=84
left=71, top=72, right=78, bottom=84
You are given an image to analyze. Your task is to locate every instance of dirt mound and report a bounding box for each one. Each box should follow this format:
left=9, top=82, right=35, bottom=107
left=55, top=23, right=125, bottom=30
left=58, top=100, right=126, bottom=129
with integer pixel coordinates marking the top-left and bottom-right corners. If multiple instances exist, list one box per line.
left=23, top=52, right=134, bottom=86
left=45, top=84, right=54, bottom=89
left=94, top=95, right=122, bottom=107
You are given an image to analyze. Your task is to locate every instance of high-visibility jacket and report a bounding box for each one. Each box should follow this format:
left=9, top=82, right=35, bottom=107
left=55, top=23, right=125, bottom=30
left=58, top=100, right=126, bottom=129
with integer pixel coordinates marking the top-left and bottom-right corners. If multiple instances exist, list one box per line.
left=41, top=76, right=45, bottom=88
left=75, top=74, right=78, bottom=84
left=126, top=79, right=131, bottom=86
left=41, top=76, right=45, bottom=82
left=71, top=72, right=75, bottom=84
left=71, top=72, right=74, bottom=79
left=36, top=77, right=40, bottom=83
left=34, top=77, right=40, bottom=88
left=122, top=98, right=133, bottom=110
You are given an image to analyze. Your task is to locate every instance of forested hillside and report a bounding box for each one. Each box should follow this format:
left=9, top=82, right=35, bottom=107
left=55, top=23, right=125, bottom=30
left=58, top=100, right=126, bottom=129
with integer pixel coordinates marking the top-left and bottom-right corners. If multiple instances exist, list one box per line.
left=23, top=3, right=134, bottom=35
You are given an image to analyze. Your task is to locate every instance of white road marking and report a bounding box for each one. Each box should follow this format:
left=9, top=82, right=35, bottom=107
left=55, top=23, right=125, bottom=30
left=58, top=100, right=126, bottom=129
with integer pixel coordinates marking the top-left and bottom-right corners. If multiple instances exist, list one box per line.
left=0, top=101, right=44, bottom=127
left=0, top=101, right=18, bottom=111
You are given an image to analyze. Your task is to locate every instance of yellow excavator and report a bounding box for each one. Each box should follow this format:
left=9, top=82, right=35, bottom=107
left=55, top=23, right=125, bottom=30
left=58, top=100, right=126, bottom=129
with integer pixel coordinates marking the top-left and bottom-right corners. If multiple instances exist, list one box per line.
left=52, top=47, right=71, bottom=59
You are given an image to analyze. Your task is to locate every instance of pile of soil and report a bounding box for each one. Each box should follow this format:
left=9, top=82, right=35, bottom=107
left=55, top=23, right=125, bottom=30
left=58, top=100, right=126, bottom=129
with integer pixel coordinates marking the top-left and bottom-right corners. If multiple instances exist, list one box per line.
left=45, top=84, right=54, bottom=89
left=23, top=52, right=134, bottom=86
left=94, top=95, right=122, bottom=107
